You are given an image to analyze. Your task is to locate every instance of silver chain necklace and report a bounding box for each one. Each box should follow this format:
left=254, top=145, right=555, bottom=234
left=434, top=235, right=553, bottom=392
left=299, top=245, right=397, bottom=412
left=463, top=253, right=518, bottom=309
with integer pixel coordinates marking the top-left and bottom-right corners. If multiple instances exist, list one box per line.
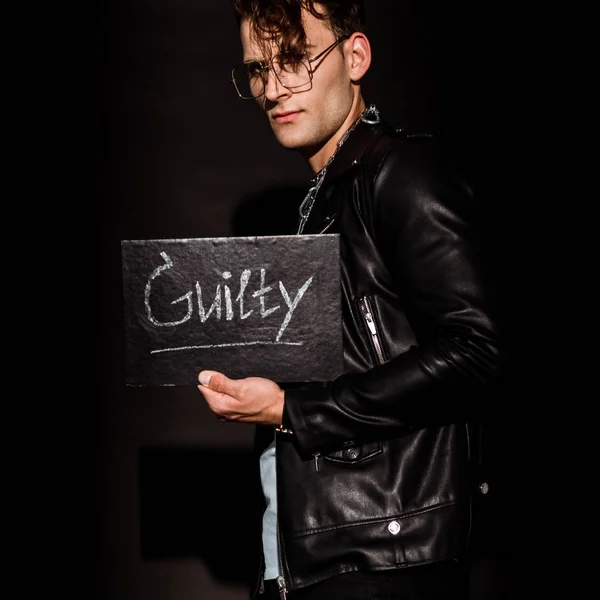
left=296, top=104, right=380, bottom=235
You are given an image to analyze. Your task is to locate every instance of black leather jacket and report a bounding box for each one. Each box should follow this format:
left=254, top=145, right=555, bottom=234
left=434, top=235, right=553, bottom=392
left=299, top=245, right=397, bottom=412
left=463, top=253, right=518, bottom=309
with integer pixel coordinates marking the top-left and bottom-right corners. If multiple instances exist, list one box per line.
left=252, top=117, right=506, bottom=595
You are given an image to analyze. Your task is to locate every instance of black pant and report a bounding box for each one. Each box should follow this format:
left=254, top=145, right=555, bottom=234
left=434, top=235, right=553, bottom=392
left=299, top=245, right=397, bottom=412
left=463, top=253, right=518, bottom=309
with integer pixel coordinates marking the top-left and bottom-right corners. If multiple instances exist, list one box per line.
left=261, top=561, right=470, bottom=600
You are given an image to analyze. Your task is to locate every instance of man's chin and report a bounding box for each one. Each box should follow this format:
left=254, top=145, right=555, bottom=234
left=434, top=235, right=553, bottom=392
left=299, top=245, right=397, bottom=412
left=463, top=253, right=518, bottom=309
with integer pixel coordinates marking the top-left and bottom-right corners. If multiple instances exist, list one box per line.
left=271, top=130, right=308, bottom=151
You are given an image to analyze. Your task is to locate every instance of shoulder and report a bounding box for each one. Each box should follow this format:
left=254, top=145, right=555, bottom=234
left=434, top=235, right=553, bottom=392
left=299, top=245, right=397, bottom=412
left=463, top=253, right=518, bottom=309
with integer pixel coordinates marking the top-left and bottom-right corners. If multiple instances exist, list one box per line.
left=364, top=125, right=465, bottom=186
left=359, top=124, right=478, bottom=226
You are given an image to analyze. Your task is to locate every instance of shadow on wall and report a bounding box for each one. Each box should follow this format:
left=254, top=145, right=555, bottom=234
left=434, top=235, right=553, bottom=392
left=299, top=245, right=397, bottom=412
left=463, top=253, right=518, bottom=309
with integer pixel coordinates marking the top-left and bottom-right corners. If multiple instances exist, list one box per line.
left=138, top=446, right=260, bottom=588
left=232, top=186, right=308, bottom=237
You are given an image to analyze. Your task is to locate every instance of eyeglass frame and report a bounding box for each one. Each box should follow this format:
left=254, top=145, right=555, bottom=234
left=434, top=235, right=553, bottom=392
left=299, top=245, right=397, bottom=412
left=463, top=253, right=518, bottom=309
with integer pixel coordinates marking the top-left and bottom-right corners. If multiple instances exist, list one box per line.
left=231, top=35, right=350, bottom=100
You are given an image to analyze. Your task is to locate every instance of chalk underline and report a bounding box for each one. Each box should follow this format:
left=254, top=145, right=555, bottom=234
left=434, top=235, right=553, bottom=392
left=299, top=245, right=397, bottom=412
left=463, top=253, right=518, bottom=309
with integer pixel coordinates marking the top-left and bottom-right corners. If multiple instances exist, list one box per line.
left=151, top=340, right=304, bottom=354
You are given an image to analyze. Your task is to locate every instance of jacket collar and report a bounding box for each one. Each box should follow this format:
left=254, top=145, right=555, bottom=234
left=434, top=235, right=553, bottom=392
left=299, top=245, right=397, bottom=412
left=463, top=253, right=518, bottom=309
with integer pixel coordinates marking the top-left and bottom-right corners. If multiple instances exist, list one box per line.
left=298, top=116, right=391, bottom=234
left=318, top=117, right=388, bottom=184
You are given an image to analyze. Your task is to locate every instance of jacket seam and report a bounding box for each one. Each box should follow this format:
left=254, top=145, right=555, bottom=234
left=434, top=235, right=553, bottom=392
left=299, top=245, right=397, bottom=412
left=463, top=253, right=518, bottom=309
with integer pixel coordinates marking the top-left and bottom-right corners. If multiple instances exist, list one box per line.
left=289, top=498, right=462, bottom=538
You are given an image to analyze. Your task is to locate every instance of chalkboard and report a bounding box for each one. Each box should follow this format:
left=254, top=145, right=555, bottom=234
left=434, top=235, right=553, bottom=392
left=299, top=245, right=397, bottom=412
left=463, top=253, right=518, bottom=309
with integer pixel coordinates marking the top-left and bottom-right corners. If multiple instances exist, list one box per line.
left=121, top=235, right=343, bottom=386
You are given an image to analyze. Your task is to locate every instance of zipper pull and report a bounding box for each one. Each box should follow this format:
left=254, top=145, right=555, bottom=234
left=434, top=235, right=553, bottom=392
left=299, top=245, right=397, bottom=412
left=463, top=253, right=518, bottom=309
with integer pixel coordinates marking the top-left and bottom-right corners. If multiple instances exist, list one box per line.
left=276, top=575, right=288, bottom=600
left=313, top=452, right=321, bottom=472
left=359, top=299, right=377, bottom=334
left=359, top=297, right=385, bottom=364
left=364, top=310, right=377, bottom=335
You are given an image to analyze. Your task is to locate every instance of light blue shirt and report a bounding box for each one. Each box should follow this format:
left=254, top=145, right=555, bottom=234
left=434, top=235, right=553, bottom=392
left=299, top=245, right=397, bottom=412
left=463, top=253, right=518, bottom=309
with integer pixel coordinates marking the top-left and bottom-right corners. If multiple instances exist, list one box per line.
left=259, top=440, right=281, bottom=580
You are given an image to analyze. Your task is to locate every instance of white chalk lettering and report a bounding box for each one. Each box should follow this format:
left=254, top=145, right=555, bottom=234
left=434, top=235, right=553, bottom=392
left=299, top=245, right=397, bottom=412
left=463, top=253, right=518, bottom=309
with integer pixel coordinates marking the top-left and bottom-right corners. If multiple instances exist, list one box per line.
left=196, top=282, right=222, bottom=322
left=222, top=271, right=234, bottom=320
left=276, top=276, right=313, bottom=342
left=236, top=269, right=254, bottom=319
left=252, top=268, right=280, bottom=318
left=144, top=253, right=314, bottom=345
left=145, top=252, right=193, bottom=327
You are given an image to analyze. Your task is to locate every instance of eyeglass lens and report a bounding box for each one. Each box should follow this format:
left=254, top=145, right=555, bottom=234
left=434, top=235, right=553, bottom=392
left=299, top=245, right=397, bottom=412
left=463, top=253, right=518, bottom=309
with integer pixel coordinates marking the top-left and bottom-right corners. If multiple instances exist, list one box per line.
left=233, top=56, right=312, bottom=99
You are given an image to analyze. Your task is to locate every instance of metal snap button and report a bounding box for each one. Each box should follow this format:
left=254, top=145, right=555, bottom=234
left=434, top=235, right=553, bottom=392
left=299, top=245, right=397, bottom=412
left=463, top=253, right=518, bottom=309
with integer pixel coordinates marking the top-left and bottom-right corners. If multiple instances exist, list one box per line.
left=388, top=520, right=401, bottom=535
left=343, top=446, right=360, bottom=460
left=479, top=482, right=490, bottom=495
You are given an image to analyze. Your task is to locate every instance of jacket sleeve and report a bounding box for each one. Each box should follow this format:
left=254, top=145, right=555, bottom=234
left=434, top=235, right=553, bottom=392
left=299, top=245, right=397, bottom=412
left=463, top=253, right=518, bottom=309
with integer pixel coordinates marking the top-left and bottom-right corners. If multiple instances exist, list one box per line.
left=283, top=138, right=507, bottom=456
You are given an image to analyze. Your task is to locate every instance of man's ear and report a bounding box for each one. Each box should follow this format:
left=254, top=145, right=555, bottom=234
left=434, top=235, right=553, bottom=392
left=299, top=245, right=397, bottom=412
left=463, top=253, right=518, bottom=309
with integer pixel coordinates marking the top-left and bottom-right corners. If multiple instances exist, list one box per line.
left=345, top=32, right=371, bottom=82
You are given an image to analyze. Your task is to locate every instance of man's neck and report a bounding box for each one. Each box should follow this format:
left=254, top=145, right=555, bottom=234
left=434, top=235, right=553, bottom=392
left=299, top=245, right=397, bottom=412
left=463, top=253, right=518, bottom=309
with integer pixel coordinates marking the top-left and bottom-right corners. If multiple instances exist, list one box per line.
left=306, top=96, right=366, bottom=174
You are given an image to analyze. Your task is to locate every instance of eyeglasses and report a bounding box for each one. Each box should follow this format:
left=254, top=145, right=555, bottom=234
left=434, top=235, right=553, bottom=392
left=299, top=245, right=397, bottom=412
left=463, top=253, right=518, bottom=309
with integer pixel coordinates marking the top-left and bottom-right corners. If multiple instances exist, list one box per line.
left=231, top=35, right=349, bottom=100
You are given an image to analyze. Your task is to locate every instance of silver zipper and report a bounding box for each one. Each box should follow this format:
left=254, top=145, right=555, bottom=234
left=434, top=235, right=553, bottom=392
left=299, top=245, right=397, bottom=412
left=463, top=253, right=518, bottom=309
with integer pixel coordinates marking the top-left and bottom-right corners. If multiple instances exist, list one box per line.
left=358, top=296, right=385, bottom=364
left=276, top=575, right=288, bottom=599
left=275, top=432, right=288, bottom=599
left=313, top=451, right=321, bottom=471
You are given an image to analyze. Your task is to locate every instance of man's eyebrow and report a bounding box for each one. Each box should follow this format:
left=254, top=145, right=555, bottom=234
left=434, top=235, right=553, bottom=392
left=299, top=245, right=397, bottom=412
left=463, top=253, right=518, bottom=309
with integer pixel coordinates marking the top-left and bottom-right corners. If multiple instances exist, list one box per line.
left=242, top=57, right=265, bottom=64
left=305, top=43, right=319, bottom=55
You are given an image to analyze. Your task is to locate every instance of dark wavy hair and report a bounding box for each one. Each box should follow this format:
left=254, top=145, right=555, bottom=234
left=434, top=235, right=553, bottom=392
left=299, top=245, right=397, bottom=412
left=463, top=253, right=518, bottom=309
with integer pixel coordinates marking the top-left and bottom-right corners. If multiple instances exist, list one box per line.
left=232, top=0, right=366, bottom=57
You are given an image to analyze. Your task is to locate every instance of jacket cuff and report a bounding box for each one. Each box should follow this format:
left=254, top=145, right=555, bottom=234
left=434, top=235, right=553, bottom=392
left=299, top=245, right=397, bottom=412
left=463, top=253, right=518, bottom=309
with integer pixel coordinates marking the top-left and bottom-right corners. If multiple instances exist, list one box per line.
left=282, top=400, right=294, bottom=430
left=281, top=382, right=333, bottom=455
left=275, top=399, right=294, bottom=435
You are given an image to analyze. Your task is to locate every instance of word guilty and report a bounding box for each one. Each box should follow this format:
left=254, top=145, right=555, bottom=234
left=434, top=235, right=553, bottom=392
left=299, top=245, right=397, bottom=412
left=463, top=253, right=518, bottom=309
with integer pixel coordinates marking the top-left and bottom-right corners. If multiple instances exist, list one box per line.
left=145, top=252, right=313, bottom=343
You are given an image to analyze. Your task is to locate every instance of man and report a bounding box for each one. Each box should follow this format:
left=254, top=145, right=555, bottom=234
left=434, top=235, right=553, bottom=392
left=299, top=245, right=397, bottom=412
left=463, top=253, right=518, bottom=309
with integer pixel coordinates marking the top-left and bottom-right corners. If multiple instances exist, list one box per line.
left=198, top=1, right=506, bottom=599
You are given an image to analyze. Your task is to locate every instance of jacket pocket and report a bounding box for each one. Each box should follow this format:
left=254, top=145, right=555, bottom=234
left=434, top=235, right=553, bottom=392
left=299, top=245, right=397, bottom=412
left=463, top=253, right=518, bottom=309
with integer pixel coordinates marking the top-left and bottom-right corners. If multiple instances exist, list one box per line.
left=324, top=439, right=383, bottom=464
left=357, top=295, right=388, bottom=365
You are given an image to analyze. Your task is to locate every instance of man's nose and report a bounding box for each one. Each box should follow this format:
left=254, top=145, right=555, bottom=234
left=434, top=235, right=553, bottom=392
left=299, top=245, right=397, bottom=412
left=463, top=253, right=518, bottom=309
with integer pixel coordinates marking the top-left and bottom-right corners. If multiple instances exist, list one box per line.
left=263, top=69, right=292, bottom=102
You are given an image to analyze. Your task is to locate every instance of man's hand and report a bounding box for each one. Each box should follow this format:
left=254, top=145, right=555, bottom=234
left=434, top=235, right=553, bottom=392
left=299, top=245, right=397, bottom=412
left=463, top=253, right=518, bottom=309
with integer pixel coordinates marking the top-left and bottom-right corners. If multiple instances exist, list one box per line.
left=197, top=370, right=285, bottom=426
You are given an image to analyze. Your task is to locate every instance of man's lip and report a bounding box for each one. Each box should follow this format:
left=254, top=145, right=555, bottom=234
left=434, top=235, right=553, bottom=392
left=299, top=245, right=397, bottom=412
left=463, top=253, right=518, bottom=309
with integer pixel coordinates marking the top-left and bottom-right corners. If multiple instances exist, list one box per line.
left=271, top=110, right=302, bottom=121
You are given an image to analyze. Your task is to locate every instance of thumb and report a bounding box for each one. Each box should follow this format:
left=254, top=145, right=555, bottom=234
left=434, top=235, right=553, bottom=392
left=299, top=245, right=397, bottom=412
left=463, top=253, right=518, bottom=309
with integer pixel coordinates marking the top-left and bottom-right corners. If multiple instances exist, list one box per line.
left=198, top=370, right=237, bottom=395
